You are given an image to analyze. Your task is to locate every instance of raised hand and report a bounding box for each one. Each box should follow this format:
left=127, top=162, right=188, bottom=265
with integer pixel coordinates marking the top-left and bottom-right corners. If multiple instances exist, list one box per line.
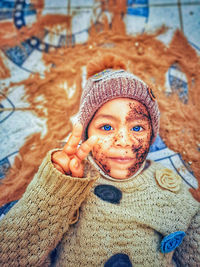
left=52, top=123, right=98, bottom=177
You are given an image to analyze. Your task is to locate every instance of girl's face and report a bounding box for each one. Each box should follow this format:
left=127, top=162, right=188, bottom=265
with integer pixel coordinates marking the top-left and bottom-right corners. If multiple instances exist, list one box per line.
left=88, top=98, right=152, bottom=179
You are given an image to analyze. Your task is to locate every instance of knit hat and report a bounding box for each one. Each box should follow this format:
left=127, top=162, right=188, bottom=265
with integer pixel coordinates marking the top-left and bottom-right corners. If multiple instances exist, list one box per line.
left=78, top=68, right=160, bottom=145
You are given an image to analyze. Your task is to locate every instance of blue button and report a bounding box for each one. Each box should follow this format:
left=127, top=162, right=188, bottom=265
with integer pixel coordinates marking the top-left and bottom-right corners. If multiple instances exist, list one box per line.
left=104, top=253, right=132, bottom=267
left=94, top=184, right=122, bottom=204
left=161, top=231, right=186, bottom=253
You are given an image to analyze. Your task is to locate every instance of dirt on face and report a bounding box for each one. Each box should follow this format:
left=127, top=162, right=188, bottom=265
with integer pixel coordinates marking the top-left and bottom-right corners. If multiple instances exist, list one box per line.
left=127, top=103, right=151, bottom=122
left=0, top=0, right=200, bottom=204
left=88, top=98, right=152, bottom=179
left=127, top=102, right=152, bottom=176
left=129, top=142, right=151, bottom=176
left=92, top=141, right=112, bottom=175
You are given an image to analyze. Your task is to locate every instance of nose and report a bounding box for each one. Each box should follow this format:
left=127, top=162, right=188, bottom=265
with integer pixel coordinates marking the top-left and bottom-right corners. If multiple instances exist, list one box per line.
left=114, top=128, right=132, bottom=147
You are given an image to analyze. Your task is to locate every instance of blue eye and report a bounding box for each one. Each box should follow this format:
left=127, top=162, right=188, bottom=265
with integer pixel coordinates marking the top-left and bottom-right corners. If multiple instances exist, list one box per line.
left=101, top=125, right=113, bottom=131
left=131, top=126, right=143, bottom=132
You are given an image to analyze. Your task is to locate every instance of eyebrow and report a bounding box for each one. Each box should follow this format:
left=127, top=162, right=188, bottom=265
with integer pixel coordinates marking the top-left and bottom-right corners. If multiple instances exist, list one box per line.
left=93, top=114, right=120, bottom=122
left=126, top=113, right=150, bottom=122
left=93, top=113, right=150, bottom=124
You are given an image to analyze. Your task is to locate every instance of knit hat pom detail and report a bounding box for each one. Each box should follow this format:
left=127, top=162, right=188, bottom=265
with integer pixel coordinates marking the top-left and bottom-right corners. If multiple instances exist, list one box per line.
left=86, top=54, right=127, bottom=79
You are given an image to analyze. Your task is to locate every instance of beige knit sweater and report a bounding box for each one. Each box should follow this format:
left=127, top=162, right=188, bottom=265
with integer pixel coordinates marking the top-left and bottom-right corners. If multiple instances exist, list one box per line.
left=0, top=151, right=199, bottom=267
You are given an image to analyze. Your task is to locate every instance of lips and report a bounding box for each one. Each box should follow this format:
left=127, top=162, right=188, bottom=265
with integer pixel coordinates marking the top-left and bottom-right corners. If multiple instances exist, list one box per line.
left=109, top=157, right=134, bottom=164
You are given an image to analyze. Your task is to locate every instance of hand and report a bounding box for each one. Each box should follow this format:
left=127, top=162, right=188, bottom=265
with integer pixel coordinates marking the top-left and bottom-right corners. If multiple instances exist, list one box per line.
left=52, top=123, right=98, bottom=177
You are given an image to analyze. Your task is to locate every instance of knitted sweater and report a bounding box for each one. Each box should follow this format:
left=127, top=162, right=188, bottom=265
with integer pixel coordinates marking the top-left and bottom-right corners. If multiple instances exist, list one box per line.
left=0, top=151, right=200, bottom=267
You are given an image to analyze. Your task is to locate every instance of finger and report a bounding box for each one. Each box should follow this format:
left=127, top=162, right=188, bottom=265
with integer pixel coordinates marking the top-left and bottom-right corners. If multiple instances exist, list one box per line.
left=51, top=151, right=70, bottom=173
left=69, top=157, right=84, bottom=178
left=76, top=136, right=98, bottom=161
left=53, top=163, right=65, bottom=174
left=63, top=123, right=83, bottom=155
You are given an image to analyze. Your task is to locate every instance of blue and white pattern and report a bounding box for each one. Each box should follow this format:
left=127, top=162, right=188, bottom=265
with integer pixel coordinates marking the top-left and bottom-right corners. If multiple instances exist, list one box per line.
left=0, top=92, right=15, bottom=123
left=165, top=63, right=188, bottom=104
left=0, top=151, right=18, bottom=180
left=0, top=0, right=199, bottom=216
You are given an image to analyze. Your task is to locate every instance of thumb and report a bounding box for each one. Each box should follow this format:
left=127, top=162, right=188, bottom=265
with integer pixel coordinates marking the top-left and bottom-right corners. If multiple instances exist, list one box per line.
left=69, top=157, right=84, bottom=178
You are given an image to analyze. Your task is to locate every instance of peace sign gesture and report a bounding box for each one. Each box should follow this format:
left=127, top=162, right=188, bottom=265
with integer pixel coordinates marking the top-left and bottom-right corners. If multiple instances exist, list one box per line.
left=52, top=124, right=98, bottom=178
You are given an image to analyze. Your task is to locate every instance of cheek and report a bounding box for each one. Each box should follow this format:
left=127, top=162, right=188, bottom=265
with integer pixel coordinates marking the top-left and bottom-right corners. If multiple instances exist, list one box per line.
left=92, top=138, right=112, bottom=159
left=94, top=136, right=113, bottom=150
left=128, top=144, right=150, bottom=177
left=92, top=143, right=103, bottom=159
left=139, top=132, right=152, bottom=146
left=131, top=135, right=151, bottom=155
left=91, top=139, right=112, bottom=174
left=129, top=132, right=151, bottom=175
left=131, top=129, right=152, bottom=148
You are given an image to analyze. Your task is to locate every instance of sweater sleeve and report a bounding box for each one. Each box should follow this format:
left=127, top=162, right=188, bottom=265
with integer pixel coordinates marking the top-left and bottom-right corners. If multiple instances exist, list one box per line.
left=0, top=150, right=97, bottom=267
left=174, top=207, right=200, bottom=266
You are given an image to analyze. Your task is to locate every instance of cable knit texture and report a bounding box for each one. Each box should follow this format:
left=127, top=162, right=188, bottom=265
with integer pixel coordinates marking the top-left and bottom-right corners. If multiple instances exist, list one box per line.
left=0, top=152, right=199, bottom=267
left=0, top=151, right=98, bottom=267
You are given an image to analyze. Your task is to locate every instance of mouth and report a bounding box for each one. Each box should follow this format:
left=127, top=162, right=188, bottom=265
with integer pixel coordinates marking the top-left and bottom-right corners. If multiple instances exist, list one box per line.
left=109, top=157, right=135, bottom=164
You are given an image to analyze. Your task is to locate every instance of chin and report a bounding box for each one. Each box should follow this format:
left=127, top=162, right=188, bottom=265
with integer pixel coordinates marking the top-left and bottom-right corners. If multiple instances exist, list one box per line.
left=110, top=169, right=130, bottom=180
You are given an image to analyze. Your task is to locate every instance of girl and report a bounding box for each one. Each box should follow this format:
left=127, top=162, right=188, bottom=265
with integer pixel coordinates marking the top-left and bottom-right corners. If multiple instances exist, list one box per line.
left=0, top=56, right=199, bottom=267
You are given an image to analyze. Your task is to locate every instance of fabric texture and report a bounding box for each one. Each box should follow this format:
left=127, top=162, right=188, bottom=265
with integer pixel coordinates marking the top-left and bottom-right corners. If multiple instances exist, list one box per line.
left=0, top=151, right=200, bottom=267
left=78, top=69, right=160, bottom=144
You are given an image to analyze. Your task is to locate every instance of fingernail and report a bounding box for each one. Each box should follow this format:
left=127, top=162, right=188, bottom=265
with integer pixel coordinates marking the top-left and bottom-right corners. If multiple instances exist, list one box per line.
left=74, top=160, right=79, bottom=168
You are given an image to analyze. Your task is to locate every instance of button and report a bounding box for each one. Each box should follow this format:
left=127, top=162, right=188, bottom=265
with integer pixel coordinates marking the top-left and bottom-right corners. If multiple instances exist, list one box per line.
left=161, top=231, right=186, bottom=253
left=94, top=184, right=122, bottom=204
left=147, top=87, right=156, bottom=101
left=104, top=253, right=132, bottom=267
